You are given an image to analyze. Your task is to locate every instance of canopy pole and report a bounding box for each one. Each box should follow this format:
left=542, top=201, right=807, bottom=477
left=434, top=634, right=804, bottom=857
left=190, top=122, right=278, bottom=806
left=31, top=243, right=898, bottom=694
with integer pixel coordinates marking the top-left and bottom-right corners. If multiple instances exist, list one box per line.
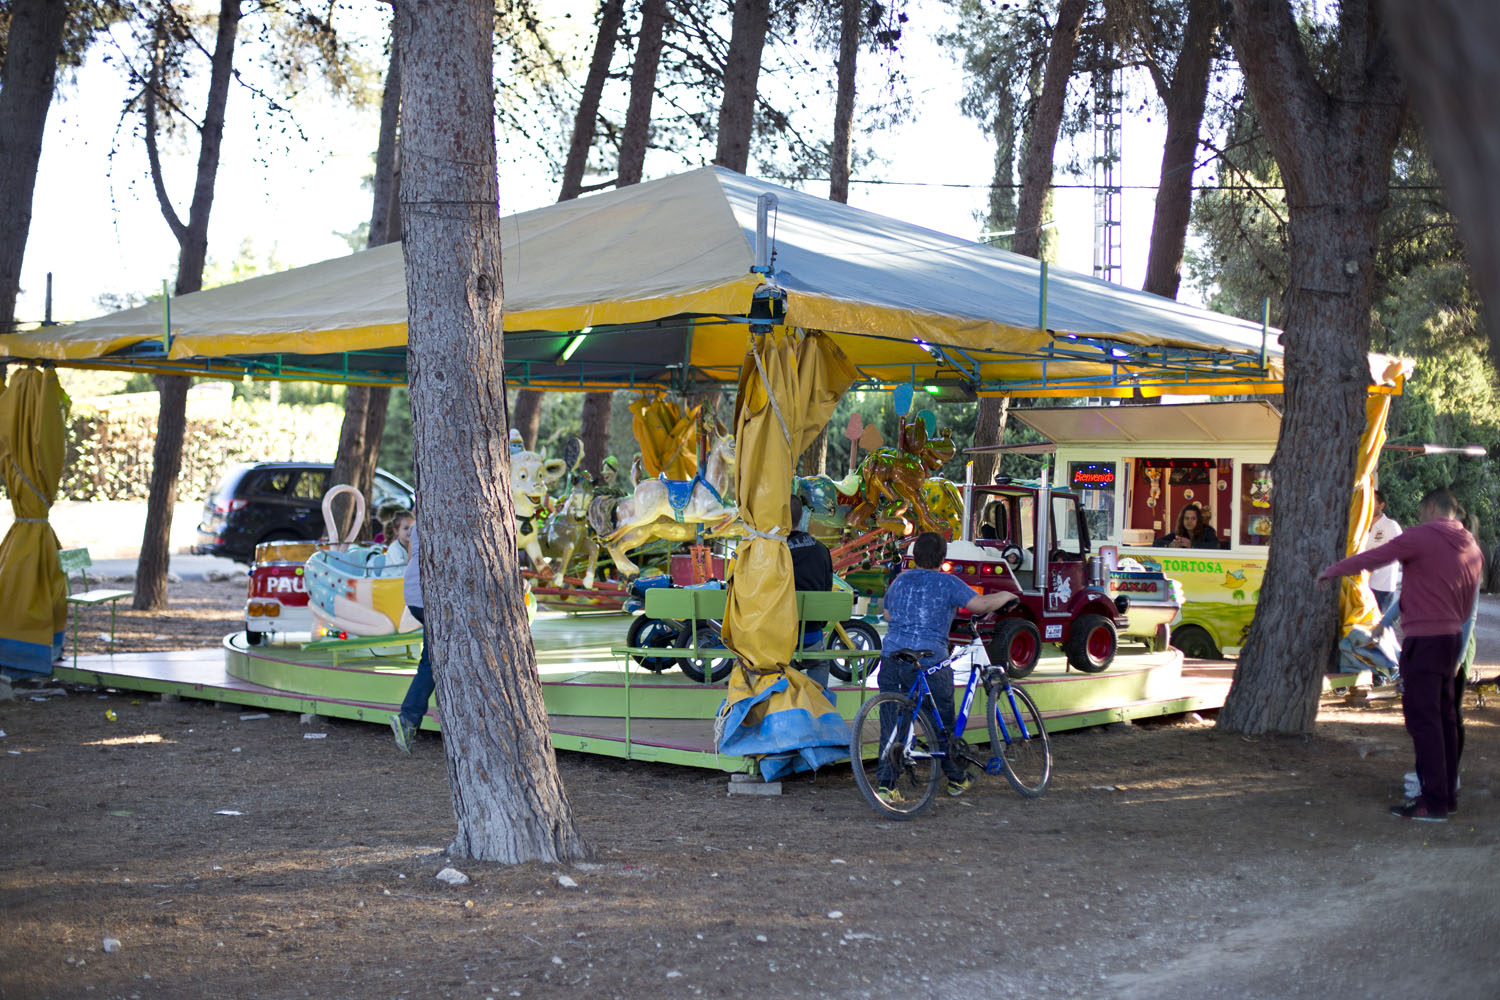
left=161, top=279, right=171, bottom=354
left=1260, top=297, right=1270, bottom=370
left=753, top=194, right=778, bottom=274
left=1038, top=261, right=1049, bottom=332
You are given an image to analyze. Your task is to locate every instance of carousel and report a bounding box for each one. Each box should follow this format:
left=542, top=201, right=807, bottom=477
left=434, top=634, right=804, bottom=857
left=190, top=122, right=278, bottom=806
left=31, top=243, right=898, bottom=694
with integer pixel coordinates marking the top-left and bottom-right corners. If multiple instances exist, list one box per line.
left=6, top=167, right=1400, bottom=775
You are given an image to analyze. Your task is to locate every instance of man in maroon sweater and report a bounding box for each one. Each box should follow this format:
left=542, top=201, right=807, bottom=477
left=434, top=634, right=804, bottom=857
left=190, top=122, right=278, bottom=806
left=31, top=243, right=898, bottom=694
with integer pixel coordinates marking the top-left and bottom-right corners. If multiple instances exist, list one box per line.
left=1319, top=487, right=1482, bottom=822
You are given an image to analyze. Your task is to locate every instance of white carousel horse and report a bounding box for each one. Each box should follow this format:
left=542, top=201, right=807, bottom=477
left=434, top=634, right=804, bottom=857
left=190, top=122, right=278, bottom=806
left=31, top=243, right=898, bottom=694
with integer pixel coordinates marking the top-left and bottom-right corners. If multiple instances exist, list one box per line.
left=590, top=435, right=739, bottom=577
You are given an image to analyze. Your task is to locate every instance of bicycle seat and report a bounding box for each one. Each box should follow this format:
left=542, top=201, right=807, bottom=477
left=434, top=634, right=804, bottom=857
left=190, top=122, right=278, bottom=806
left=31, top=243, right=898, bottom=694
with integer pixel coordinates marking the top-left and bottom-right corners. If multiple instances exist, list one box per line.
left=892, top=648, right=932, bottom=666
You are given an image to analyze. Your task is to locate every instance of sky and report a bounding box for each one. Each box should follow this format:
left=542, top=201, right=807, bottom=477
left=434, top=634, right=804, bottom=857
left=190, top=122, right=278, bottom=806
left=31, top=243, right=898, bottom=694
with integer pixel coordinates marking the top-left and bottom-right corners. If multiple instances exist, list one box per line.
left=17, top=2, right=1189, bottom=328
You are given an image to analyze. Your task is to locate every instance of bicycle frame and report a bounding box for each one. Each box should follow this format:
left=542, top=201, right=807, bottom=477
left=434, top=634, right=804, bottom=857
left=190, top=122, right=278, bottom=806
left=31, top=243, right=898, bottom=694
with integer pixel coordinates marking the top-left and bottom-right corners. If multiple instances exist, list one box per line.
left=890, top=634, right=1039, bottom=765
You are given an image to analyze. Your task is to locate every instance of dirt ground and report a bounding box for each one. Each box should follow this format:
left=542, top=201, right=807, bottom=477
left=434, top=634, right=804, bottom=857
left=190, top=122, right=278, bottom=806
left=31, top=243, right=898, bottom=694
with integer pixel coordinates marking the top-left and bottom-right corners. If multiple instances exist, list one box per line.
left=4, top=583, right=1500, bottom=999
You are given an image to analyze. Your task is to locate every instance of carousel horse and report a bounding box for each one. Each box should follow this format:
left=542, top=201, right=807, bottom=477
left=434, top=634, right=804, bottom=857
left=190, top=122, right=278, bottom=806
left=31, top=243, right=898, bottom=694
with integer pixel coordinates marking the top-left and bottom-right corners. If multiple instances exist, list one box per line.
left=920, top=476, right=965, bottom=538
left=510, top=448, right=568, bottom=553
left=847, top=420, right=958, bottom=535
left=588, top=434, right=739, bottom=577
left=795, top=470, right=863, bottom=517
left=527, top=472, right=602, bottom=590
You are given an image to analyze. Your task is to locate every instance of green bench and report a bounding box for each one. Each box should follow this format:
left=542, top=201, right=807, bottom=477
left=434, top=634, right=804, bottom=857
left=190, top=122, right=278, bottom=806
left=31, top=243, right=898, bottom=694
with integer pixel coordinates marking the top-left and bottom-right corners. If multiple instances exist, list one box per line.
left=610, top=588, right=881, bottom=681
left=302, top=630, right=424, bottom=668
left=59, top=548, right=133, bottom=666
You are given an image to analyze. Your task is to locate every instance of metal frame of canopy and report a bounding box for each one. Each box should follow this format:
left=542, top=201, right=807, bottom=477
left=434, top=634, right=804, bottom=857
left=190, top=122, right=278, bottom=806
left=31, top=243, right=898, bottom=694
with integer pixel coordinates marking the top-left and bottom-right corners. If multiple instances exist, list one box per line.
left=13, top=312, right=1284, bottom=398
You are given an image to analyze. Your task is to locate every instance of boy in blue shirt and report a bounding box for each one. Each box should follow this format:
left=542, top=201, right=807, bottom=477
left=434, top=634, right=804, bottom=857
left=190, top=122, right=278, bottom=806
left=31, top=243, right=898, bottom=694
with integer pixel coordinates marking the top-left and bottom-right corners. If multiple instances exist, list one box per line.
left=879, top=531, right=1018, bottom=801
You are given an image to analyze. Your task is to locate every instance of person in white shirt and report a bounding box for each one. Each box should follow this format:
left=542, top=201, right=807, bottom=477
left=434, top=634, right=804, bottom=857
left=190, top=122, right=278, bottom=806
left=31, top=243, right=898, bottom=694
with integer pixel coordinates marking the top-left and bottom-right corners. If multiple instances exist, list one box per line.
left=1364, top=489, right=1402, bottom=614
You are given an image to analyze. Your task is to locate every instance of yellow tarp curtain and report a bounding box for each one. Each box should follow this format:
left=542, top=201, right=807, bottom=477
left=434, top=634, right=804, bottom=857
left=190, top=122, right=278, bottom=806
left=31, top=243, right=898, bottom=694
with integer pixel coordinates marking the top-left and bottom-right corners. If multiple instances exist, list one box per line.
left=629, top=396, right=701, bottom=480
left=1338, top=388, right=1396, bottom=635
left=0, top=368, right=68, bottom=677
left=719, top=329, right=855, bottom=731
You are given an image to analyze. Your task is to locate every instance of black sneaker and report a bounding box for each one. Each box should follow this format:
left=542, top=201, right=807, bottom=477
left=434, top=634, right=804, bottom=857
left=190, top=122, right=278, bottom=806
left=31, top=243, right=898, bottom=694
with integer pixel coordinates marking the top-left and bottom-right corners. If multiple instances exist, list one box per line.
left=1389, top=801, right=1447, bottom=823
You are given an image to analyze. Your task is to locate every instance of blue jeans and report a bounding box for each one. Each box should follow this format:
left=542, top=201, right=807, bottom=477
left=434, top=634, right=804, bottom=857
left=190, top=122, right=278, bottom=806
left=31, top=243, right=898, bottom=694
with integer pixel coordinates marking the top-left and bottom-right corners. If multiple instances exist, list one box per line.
left=398, top=605, right=432, bottom=728
left=875, top=651, right=966, bottom=784
left=795, top=630, right=830, bottom=692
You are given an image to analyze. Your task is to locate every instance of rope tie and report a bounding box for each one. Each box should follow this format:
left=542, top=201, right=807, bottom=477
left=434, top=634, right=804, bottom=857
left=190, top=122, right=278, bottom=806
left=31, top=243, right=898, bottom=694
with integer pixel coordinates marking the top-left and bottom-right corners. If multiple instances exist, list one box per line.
left=750, top=345, right=792, bottom=445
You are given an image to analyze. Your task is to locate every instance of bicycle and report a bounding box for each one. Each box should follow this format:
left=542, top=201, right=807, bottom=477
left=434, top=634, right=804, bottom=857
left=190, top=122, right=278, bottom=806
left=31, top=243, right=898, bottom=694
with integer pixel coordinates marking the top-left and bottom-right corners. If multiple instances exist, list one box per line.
left=850, top=615, right=1052, bottom=819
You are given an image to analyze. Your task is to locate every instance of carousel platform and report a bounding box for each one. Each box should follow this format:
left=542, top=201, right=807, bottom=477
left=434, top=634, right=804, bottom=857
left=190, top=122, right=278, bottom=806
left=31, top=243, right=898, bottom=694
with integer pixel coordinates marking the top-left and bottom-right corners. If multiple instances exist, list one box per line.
left=51, top=612, right=1234, bottom=771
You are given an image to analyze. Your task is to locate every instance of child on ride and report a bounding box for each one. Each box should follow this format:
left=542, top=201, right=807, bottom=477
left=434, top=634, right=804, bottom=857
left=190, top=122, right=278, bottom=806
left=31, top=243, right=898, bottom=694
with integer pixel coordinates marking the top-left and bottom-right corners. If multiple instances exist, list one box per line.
left=385, top=510, right=414, bottom=566
left=879, top=532, right=1018, bottom=802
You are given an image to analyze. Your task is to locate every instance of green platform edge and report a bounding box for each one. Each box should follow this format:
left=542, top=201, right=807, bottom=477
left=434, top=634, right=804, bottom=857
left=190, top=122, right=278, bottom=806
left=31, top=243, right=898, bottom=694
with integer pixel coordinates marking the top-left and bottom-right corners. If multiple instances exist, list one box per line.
left=50, top=614, right=1233, bottom=773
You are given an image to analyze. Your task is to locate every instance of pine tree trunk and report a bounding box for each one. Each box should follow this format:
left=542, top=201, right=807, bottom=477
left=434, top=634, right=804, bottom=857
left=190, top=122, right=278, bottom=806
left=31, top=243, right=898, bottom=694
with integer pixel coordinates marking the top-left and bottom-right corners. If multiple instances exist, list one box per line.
left=330, top=385, right=371, bottom=535
left=0, top=0, right=68, bottom=332
left=395, top=0, right=588, bottom=864
left=359, top=386, right=391, bottom=494
left=1012, top=0, right=1087, bottom=260
left=132, top=374, right=189, bottom=610
left=1382, top=0, right=1500, bottom=360
left=987, top=95, right=1018, bottom=237
left=1218, top=0, right=1404, bottom=735
left=798, top=425, right=829, bottom=476
left=511, top=389, right=544, bottom=449
left=970, top=396, right=1010, bottom=487
left=561, top=0, right=626, bottom=199
left=333, top=19, right=402, bottom=539
left=714, top=0, right=772, bottom=172
left=1142, top=0, right=1218, bottom=300
left=828, top=0, right=861, bottom=204
left=369, top=21, right=403, bottom=248
left=579, top=391, right=613, bottom=478
left=135, top=0, right=243, bottom=611
left=618, top=0, right=668, bottom=187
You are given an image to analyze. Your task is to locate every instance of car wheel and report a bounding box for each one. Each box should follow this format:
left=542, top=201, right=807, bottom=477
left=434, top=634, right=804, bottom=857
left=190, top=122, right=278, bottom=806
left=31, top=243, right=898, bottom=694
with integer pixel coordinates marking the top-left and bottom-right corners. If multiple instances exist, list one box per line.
left=987, top=617, right=1041, bottom=679
left=1065, top=614, right=1116, bottom=673
left=1170, top=624, right=1222, bottom=660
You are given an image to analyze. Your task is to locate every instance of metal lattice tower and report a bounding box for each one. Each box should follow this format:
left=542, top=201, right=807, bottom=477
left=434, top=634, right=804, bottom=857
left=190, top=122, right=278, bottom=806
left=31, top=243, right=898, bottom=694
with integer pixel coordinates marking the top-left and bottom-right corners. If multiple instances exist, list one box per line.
left=1092, top=65, right=1123, bottom=283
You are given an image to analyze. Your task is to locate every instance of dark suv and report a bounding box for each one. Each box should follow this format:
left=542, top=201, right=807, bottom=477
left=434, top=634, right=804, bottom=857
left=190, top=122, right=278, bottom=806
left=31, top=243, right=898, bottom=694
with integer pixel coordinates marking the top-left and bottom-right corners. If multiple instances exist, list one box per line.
left=194, top=462, right=415, bottom=563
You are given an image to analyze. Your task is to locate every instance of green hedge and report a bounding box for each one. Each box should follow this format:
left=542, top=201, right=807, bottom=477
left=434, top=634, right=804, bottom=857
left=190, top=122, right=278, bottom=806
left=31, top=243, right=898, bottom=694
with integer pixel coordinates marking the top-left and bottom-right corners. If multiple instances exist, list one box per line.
left=55, top=398, right=345, bottom=503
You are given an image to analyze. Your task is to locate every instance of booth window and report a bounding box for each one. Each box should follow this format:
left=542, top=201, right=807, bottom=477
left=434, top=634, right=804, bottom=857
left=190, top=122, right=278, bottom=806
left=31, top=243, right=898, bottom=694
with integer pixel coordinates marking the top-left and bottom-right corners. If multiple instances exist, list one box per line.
left=1128, top=458, right=1232, bottom=545
left=1239, top=463, right=1273, bottom=546
left=1067, top=461, right=1116, bottom=545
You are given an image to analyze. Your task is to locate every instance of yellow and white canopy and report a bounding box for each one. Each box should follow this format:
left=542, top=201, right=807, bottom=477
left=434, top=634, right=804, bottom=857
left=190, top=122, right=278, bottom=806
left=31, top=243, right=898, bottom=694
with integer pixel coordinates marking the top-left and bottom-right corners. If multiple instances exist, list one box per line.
left=3, top=167, right=1284, bottom=395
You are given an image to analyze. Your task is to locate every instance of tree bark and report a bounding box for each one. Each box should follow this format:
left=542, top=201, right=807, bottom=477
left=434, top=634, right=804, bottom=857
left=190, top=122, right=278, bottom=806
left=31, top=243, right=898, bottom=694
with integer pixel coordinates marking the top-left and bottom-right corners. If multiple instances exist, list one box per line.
left=395, top=0, right=587, bottom=863
left=714, top=0, right=772, bottom=173
left=561, top=0, right=626, bottom=199
left=579, top=391, right=613, bottom=478
left=332, top=16, right=402, bottom=539
left=969, top=396, right=1010, bottom=487
left=0, top=0, right=68, bottom=332
left=618, top=0, right=668, bottom=187
left=1012, top=0, right=1087, bottom=260
left=1218, top=0, right=1405, bottom=735
left=1142, top=0, right=1218, bottom=300
left=828, top=0, right=862, bottom=204
left=132, top=374, right=189, bottom=610
left=798, top=424, right=829, bottom=477
left=135, top=0, right=243, bottom=611
left=511, top=388, right=544, bottom=449
left=1381, top=0, right=1500, bottom=360
left=330, top=385, right=372, bottom=534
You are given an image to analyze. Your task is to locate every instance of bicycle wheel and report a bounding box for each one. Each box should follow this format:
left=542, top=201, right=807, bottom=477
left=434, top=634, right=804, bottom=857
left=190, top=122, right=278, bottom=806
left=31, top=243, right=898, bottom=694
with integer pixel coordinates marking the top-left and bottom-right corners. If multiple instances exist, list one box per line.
left=850, top=692, right=942, bottom=819
left=985, top=678, right=1052, bottom=797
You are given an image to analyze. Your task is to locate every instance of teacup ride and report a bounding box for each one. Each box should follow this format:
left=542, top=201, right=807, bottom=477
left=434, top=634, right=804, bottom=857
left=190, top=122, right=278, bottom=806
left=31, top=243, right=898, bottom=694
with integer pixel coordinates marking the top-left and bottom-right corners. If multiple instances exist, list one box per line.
left=302, top=486, right=423, bottom=649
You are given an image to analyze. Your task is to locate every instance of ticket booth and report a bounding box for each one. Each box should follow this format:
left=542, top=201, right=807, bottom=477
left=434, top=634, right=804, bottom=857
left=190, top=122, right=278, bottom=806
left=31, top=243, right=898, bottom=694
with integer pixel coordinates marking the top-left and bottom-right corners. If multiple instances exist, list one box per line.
left=1010, top=401, right=1283, bottom=659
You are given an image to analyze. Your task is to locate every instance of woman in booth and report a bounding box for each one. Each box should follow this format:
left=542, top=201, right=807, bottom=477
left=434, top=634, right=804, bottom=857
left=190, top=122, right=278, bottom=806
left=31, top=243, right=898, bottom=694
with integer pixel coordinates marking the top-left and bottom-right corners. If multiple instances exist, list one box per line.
left=1155, top=503, right=1221, bottom=549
